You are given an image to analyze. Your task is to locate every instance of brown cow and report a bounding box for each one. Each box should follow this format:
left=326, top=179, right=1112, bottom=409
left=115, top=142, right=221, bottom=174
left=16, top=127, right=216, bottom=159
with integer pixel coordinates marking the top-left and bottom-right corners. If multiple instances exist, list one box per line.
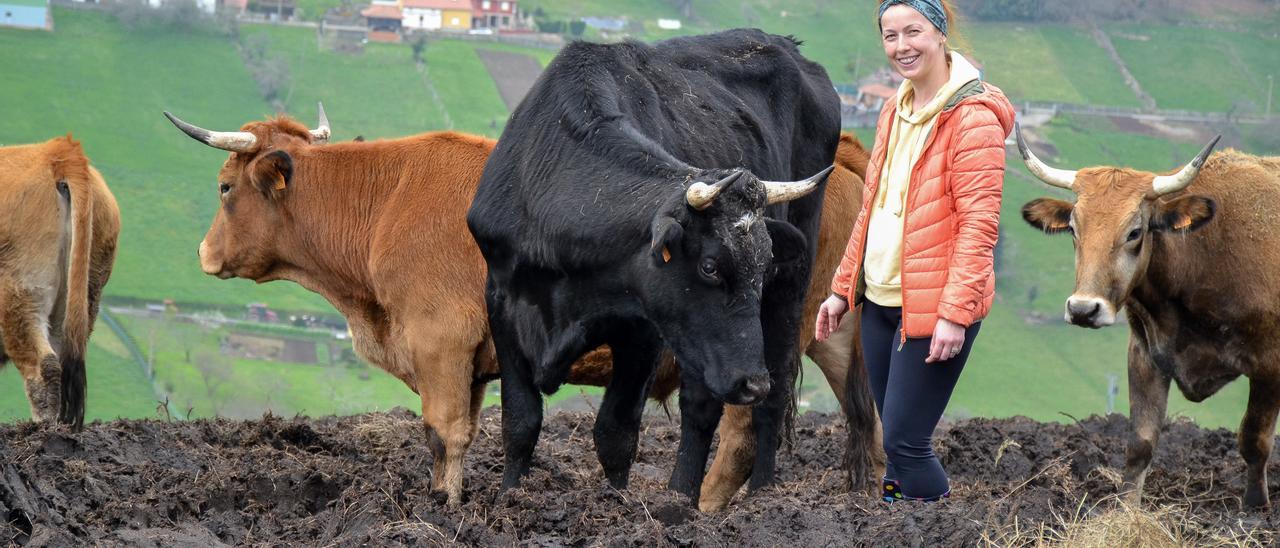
left=0, top=136, right=120, bottom=429
left=165, top=107, right=874, bottom=506
left=1018, top=125, right=1280, bottom=508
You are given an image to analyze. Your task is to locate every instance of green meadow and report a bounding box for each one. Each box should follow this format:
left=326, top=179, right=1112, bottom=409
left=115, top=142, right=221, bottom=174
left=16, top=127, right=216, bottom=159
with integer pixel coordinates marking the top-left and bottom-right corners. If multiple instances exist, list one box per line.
left=0, top=5, right=1275, bottom=430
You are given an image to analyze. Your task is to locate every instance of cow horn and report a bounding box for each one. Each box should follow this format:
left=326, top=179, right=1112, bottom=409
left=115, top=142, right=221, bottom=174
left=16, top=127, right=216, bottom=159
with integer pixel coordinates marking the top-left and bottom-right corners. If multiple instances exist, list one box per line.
left=310, top=102, right=331, bottom=144
left=762, top=165, right=834, bottom=206
left=1151, top=134, right=1221, bottom=196
left=163, top=111, right=258, bottom=153
left=686, top=171, right=742, bottom=210
left=1015, top=123, right=1076, bottom=190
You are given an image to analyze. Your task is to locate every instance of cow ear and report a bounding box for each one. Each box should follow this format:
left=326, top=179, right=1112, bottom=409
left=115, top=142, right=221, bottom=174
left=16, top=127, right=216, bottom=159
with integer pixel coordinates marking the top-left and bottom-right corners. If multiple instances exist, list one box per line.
left=650, top=216, right=684, bottom=266
left=250, top=150, right=293, bottom=195
left=1022, top=198, right=1074, bottom=234
left=1151, top=195, right=1215, bottom=233
left=765, top=218, right=807, bottom=265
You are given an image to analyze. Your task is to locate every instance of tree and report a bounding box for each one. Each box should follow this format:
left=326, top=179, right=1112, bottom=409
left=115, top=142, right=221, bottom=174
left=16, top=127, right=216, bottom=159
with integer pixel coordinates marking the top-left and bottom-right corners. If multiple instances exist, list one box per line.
left=670, top=0, right=694, bottom=19
left=569, top=19, right=586, bottom=38
left=193, top=351, right=233, bottom=416
left=411, top=35, right=428, bottom=65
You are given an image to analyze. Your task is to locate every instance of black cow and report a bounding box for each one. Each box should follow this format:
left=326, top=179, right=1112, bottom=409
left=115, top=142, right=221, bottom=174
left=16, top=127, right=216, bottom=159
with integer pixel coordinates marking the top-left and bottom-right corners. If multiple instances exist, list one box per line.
left=467, top=29, right=842, bottom=503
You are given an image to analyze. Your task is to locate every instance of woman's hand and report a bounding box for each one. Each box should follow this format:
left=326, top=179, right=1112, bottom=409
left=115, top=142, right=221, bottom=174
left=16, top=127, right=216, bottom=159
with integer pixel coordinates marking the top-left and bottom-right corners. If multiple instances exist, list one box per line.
left=926, top=318, right=966, bottom=363
left=815, top=295, right=849, bottom=342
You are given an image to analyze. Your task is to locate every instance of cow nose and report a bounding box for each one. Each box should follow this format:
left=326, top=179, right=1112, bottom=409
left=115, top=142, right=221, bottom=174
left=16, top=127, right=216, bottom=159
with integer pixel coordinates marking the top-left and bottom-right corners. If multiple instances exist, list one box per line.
left=1065, top=297, right=1108, bottom=327
left=729, top=374, right=771, bottom=405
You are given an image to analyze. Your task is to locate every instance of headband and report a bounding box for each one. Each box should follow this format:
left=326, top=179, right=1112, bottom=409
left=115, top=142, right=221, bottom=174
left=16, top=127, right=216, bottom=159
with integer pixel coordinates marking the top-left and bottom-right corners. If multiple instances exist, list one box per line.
left=879, top=0, right=948, bottom=36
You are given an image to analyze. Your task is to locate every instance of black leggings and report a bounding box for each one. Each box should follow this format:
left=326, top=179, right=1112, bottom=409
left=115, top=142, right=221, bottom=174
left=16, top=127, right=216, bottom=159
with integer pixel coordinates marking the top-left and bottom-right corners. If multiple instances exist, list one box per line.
left=861, top=300, right=980, bottom=499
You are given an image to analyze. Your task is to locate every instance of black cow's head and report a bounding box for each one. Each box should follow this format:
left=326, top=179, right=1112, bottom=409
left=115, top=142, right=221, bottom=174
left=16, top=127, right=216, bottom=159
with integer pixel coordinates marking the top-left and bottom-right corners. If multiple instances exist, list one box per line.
left=643, top=166, right=831, bottom=405
left=163, top=104, right=330, bottom=283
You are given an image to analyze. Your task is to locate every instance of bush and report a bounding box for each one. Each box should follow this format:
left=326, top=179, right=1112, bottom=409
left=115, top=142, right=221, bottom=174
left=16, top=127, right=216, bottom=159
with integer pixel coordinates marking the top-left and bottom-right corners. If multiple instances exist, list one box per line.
left=105, top=0, right=224, bottom=34
left=536, top=19, right=564, bottom=34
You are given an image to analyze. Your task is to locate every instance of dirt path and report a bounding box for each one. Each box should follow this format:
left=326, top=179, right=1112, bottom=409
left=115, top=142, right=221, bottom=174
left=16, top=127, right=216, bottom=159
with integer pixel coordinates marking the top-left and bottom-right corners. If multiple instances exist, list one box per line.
left=0, top=411, right=1275, bottom=545
left=476, top=49, right=543, bottom=111
left=1087, top=22, right=1159, bottom=111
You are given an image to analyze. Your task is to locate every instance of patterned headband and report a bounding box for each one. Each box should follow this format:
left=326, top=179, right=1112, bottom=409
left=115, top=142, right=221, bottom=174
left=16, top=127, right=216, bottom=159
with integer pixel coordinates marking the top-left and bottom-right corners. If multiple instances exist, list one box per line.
left=879, top=0, right=948, bottom=36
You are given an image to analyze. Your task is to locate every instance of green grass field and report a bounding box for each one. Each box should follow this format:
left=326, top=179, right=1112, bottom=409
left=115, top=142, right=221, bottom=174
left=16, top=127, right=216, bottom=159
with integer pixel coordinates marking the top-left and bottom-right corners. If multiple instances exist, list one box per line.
left=0, top=7, right=1275, bottom=431
left=0, top=334, right=161, bottom=423
left=1109, top=24, right=1280, bottom=112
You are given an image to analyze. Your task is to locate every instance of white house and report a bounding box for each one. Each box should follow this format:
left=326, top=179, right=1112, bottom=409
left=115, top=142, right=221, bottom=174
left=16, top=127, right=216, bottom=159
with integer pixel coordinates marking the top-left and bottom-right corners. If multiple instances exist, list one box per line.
left=401, top=0, right=467, bottom=31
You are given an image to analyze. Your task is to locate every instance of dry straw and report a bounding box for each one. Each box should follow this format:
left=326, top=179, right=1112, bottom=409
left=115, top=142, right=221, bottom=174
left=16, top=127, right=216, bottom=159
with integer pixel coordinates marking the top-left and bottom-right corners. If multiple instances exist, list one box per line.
left=981, top=495, right=1273, bottom=548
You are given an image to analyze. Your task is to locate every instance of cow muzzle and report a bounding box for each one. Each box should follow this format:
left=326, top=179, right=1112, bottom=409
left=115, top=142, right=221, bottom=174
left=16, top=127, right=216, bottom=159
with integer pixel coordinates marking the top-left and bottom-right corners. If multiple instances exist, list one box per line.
left=1064, top=296, right=1116, bottom=328
left=722, top=373, right=771, bottom=406
left=198, top=240, right=230, bottom=278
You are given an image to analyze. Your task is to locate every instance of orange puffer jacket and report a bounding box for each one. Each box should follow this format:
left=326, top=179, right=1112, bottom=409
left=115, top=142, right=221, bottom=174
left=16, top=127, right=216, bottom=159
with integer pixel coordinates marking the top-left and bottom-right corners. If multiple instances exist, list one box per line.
left=831, top=80, right=1015, bottom=339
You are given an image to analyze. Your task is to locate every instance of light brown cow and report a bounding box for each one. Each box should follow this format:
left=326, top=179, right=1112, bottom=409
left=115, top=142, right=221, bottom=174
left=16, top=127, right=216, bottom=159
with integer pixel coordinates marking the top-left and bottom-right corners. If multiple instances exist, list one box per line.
left=166, top=108, right=874, bottom=507
left=0, top=136, right=120, bottom=429
left=1018, top=125, right=1280, bottom=508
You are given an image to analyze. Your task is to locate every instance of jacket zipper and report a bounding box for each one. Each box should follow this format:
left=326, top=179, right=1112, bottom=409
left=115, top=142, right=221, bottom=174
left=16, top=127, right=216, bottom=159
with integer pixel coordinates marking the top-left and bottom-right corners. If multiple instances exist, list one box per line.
left=897, top=108, right=953, bottom=350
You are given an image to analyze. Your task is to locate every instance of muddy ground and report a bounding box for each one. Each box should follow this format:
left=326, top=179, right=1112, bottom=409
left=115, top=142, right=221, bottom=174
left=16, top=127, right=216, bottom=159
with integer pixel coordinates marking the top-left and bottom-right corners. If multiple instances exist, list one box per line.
left=0, top=409, right=1276, bottom=546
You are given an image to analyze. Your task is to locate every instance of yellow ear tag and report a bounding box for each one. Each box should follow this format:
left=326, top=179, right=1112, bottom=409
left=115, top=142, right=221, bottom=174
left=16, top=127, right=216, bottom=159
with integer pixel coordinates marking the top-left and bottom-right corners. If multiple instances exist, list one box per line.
left=662, top=247, right=672, bottom=263
left=273, top=175, right=287, bottom=191
left=1173, top=215, right=1192, bottom=230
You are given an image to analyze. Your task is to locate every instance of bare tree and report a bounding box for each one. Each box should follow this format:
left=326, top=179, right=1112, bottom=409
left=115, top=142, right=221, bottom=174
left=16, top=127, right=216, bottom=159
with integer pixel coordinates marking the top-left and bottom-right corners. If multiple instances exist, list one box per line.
left=193, top=351, right=233, bottom=416
left=670, top=0, right=694, bottom=19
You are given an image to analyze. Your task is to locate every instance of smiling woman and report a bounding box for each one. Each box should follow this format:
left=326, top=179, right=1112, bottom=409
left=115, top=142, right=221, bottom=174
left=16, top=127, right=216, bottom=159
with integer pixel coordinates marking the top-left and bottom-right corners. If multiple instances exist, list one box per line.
left=816, top=0, right=1015, bottom=505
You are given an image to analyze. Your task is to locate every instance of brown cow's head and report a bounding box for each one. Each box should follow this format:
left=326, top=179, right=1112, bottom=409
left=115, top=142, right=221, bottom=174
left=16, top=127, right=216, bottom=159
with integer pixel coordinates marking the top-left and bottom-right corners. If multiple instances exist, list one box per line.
left=164, top=105, right=330, bottom=282
left=1018, top=124, right=1220, bottom=328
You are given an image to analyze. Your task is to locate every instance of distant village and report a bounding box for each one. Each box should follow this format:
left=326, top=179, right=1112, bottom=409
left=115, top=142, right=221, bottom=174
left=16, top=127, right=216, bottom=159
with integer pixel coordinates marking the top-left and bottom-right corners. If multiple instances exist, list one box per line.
left=0, top=0, right=961, bottom=129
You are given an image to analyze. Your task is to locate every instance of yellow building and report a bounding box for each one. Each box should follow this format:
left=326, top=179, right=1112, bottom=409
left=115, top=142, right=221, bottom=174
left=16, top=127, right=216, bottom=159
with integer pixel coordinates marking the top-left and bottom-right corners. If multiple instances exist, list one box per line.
left=440, top=7, right=470, bottom=29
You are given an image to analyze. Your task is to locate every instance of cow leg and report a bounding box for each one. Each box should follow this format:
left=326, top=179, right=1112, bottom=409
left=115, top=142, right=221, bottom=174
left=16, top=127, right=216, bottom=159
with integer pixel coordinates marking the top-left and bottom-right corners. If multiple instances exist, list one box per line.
left=668, top=375, right=722, bottom=500
left=814, top=306, right=884, bottom=491
left=749, top=270, right=808, bottom=492
left=412, top=328, right=481, bottom=506
left=593, top=334, right=660, bottom=489
left=0, top=288, right=60, bottom=423
left=1121, top=340, right=1171, bottom=504
left=488, top=299, right=543, bottom=491
left=1239, top=377, right=1280, bottom=509
left=698, top=404, right=754, bottom=512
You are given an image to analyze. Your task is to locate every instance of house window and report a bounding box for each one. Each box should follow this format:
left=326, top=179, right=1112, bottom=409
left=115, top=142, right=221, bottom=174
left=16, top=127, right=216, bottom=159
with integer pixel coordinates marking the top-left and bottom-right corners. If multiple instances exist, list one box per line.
left=500, top=1, right=508, bottom=9
left=502, top=15, right=509, bottom=26
left=481, top=0, right=490, bottom=9
left=450, top=16, right=459, bottom=25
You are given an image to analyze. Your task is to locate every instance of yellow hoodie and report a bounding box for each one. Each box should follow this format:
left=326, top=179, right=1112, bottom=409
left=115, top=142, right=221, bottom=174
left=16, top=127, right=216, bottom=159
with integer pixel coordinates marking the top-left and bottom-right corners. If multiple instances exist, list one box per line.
left=862, top=52, right=983, bottom=307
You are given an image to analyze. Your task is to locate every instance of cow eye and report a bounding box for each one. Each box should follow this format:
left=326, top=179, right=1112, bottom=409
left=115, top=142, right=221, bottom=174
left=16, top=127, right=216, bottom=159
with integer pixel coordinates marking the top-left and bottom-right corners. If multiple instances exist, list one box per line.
left=219, top=183, right=231, bottom=195
left=1126, top=228, right=1142, bottom=243
left=699, top=258, right=719, bottom=279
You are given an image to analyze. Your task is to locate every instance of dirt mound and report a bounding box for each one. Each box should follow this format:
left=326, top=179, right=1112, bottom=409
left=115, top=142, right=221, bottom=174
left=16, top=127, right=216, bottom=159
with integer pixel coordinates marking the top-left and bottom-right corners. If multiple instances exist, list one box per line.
left=0, top=410, right=1275, bottom=546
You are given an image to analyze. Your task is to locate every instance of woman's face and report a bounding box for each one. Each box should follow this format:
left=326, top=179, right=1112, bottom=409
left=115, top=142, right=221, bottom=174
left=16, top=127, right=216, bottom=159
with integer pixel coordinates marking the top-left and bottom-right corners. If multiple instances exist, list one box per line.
left=880, top=4, right=946, bottom=82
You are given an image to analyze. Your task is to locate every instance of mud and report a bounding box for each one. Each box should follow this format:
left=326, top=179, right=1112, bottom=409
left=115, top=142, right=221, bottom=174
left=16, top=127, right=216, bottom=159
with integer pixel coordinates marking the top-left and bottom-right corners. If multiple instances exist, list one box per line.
left=0, top=410, right=1276, bottom=546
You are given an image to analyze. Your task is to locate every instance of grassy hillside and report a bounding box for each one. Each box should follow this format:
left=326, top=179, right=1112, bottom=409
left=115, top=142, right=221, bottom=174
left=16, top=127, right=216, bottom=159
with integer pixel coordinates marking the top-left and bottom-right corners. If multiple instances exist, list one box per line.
left=528, top=0, right=1145, bottom=107
left=1109, top=24, right=1280, bottom=112
left=0, top=9, right=328, bottom=311
left=0, top=6, right=1275, bottom=430
left=0, top=9, right=531, bottom=315
left=0, top=334, right=160, bottom=423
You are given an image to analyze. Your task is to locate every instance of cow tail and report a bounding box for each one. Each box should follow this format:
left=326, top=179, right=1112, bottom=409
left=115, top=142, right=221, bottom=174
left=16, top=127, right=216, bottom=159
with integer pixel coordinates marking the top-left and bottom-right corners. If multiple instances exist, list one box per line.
left=59, top=152, right=93, bottom=430
left=843, top=305, right=879, bottom=493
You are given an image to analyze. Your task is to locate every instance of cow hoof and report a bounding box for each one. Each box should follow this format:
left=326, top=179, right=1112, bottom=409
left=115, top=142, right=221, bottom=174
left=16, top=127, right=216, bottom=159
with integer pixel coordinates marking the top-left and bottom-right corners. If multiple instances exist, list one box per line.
left=1242, top=491, right=1270, bottom=510
left=697, top=496, right=731, bottom=513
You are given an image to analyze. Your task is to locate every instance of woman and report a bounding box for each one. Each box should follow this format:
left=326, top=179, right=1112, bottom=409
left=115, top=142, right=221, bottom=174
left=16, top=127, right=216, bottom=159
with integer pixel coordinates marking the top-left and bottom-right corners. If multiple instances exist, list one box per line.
left=816, top=0, right=1015, bottom=502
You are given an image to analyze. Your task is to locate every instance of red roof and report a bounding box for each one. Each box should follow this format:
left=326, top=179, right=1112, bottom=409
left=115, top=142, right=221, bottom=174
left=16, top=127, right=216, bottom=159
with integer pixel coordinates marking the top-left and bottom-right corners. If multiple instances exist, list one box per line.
left=361, top=3, right=401, bottom=18
left=401, top=0, right=467, bottom=9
